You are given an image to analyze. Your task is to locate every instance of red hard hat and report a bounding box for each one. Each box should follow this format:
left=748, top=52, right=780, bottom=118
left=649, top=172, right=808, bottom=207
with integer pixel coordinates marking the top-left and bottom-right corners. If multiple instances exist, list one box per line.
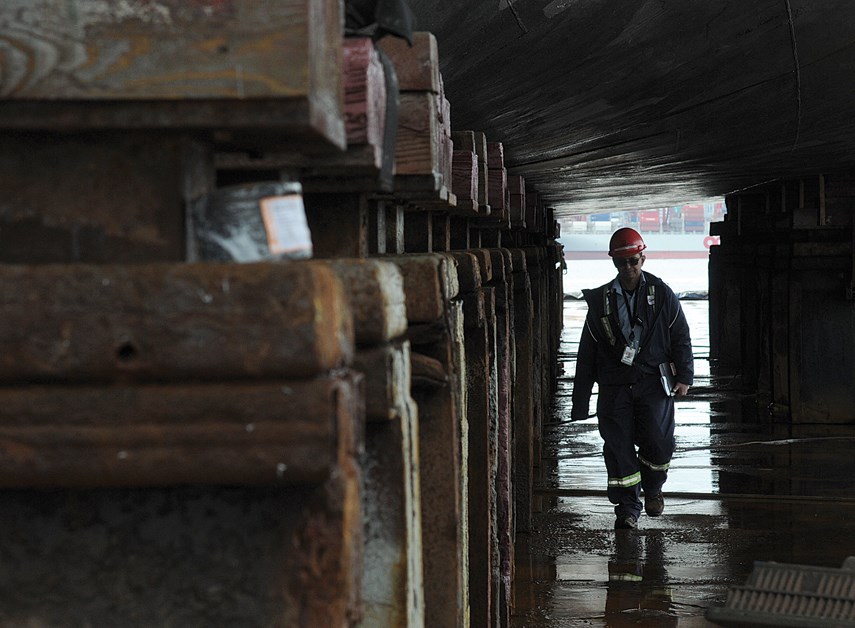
left=608, top=227, right=647, bottom=257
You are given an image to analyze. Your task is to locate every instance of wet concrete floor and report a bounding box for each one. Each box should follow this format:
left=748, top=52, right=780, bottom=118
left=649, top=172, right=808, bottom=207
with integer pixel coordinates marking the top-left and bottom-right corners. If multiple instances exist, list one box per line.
left=511, top=299, right=855, bottom=627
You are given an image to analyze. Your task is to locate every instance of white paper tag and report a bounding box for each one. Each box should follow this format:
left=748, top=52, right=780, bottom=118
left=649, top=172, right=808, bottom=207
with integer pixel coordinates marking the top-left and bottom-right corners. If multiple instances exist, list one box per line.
left=259, top=194, right=313, bottom=258
left=621, top=346, right=637, bottom=366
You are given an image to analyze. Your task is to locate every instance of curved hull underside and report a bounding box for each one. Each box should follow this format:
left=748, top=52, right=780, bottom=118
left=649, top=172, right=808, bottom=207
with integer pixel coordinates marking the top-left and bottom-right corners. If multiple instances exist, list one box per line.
left=408, top=0, right=855, bottom=215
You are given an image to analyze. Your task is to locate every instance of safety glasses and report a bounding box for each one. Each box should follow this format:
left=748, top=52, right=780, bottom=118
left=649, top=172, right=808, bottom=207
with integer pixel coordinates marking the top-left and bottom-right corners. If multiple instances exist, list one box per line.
left=613, top=256, right=642, bottom=268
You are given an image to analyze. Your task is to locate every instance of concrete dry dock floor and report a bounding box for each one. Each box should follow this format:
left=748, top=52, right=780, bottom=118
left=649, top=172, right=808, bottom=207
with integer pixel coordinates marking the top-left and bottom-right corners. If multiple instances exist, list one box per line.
left=511, top=300, right=855, bottom=627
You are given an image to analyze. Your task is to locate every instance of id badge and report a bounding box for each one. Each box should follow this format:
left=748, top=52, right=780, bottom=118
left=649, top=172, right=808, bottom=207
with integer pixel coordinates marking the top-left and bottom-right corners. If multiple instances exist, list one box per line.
left=621, top=346, right=637, bottom=366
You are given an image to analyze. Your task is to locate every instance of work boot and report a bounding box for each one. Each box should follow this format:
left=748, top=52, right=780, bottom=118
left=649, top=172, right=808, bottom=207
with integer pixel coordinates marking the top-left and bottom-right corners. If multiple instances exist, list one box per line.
left=645, top=493, right=665, bottom=517
left=614, top=514, right=638, bottom=530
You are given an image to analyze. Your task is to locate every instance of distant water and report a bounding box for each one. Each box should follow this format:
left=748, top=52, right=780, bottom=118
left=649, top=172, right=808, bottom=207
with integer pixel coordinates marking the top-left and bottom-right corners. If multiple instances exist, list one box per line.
left=563, top=257, right=709, bottom=298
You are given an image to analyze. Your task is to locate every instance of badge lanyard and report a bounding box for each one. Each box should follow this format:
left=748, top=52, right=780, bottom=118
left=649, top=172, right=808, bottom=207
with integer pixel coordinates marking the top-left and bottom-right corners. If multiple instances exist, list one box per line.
left=622, top=289, right=641, bottom=347
left=620, top=288, right=641, bottom=365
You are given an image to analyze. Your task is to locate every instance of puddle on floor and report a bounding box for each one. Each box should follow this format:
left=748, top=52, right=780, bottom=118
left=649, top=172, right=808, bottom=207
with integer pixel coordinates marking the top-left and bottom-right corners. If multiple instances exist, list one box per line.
left=513, top=299, right=855, bottom=627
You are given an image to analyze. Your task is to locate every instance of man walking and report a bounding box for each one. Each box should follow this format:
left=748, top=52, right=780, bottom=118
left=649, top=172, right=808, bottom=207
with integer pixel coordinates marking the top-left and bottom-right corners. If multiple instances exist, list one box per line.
left=570, top=227, right=693, bottom=530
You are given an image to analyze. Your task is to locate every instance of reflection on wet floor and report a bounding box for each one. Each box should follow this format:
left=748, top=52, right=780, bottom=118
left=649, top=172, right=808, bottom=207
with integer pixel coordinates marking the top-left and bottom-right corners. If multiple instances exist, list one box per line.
left=511, top=300, right=855, bottom=627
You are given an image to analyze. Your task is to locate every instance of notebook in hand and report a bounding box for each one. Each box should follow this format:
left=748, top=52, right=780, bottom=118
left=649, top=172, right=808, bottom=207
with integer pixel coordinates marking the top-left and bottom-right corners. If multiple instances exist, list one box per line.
left=659, top=362, right=676, bottom=397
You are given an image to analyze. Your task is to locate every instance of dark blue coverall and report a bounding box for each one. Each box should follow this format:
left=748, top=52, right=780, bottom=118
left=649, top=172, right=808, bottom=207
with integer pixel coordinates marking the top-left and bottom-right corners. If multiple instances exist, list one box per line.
left=570, top=271, right=694, bottom=520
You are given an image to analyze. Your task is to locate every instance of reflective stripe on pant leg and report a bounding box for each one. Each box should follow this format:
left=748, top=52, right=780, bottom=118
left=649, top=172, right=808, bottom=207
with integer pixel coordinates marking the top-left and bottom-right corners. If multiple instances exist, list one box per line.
left=598, top=384, right=642, bottom=517
left=638, top=455, right=670, bottom=472
left=633, top=373, right=676, bottom=495
left=608, top=471, right=642, bottom=488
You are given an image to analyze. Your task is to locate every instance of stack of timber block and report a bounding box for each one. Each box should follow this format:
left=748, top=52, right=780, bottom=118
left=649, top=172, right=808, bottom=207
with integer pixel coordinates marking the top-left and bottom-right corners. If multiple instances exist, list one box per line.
left=379, top=32, right=455, bottom=208
left=214, top=34, right=391, bottom=193
left=391, top=254, right=468, bottom=628
left=488, top=249, right=516, bottom=627
left=450, top=250, right=495, bottom=627
left=487, top=142, right=510, bottom=229
left=0, top=2, right=372, bottom=626
left=0, top=263, right=365, bottom=626
left=323, top=259, right=424, bottom=627
left=509, top=176, right=527, bottom=230
left=0, top=0, right=568, bottom=623
left=711, top=174, right=855, bottom=425
left=0, top=1, right=345, bottom=152
left=451, top=130, right=489, bottom=219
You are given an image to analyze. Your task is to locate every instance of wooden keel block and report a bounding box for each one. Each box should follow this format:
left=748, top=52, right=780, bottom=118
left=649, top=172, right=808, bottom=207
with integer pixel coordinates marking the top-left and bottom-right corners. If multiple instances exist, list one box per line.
left=361, top=394, right=424, bottom=625
left=509, top=175, right=527, bottom=227
left=343, top=37, right=387, bottom=148
left=0, top=375, right=363, bottom=489
left=410, top=351, right=448, bottom=389
left=388, top=254, right=460, bottom=323
left=488, top=167, right=508, bottom=215
left=487, top=142, right=504, bottom=170
left=0, top=262, right=353, bottom=383
left=448, top=252, right=485, bottom=328
left=324, top=259, right=408, bottom=346
left=469, top=249, right=494, bottom=286
left=353, top=341, right=414, bottom=423
left=452, top=150, right=479, bottom=203
left=507, top=175, right=525, bottom=197
left=395, top=93, right=441, bottom=176
left=377, top=32, right=441, bottom=93
left=0, top=0, right=346, bottom=151
left=526, top=190, right=545, bottom=233
left=473, top=132, right=490, bottom=211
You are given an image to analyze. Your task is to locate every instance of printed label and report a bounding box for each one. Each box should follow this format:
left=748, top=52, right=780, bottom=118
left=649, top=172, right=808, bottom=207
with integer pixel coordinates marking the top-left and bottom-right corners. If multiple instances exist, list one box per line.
left=259, top=194, right=313, bottom=257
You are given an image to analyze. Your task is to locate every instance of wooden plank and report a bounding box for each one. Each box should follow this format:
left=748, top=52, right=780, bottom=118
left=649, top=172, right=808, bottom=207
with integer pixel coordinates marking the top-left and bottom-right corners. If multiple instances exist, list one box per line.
left=216, top=146, right=390, bottom=194
left=361, top=396, right=424, bottom=626
left=389, top=254, right=459, bottom=323
left=487, top=248, right=514, bottom=628
left=471, top=132, right=490, bottom=213
left=325, top=259, right=408, bottom=346
left=377, top=32, right=440, bottom=93
left=507, top=174, right=525, bottom=197
left=344, top=37, right=386, bottom=148
left=407, top=297, right=469, bottom=628
left=452, top=150, right=479, bottom=202
left=0, top=459, right=365, bottom=625
left=353, top=342, right=414, bottom=423
left=0, top=0, right=345, bottom=150
left=487, top=142, right=504, bottom=170
left=525, top=189, right=544, bottom=233
left=0, top=132, right=193, bottom=264
left=395, top=93, right=440, bottom=176
left=0, top=262, right=353, bottom=382
left=509, top=175, right=527, bottom=228
left=433, top=213, right=452, bottom=252
left=450, top=252, right=492, bottom=628
left=0, top=1, right=341, bottom=100
left=304, top=192, right=370, bottom=259
left=386, top=203, right=406, bottom=254
left=0, top=376, right=361, bottom=488
left=452, top=130, right=476, bottom=153
left=510, top=249, right=534, bottom=532
left=488, top=166, right=508, bottom=215
left=404, top=210, right=433, bottom=254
